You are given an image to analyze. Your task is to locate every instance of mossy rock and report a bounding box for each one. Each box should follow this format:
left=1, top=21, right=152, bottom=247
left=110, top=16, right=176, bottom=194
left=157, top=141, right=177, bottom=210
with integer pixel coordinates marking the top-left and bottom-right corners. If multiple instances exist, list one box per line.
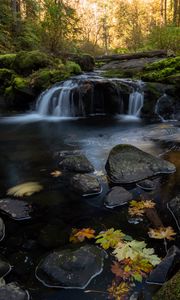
left=69, top=54, right=94, bottom=72
left=65, top=61, right=81, bottom=75
left=0, top=68, right=14, bottom=86
left=153, top=270, right=180, bottom=300
left=0, top=54, right=17, bottom=69
left=145, top=57, right=180, bottom=71
left=13, top=50, right=52, bottom=75
left=103, top=69, right=125, bottom=78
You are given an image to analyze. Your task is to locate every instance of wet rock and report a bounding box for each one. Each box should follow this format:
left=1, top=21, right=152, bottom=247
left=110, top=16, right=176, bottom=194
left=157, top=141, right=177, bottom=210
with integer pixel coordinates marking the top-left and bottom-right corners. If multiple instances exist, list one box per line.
left=155, top=94, right=175, bottom=120
left=0, top=259, right=11, bottom=278
left=167, top=195, right=180, bottom=230
left=36, top=245, right=105, bottom=288
left=105, top=144, right=176, bottom=184
left=0, top=218, right=5, bottom=241
left=70, top=174, right=102, bottom=196
left=0, top=282, right=30, bottom=300
left=104, top=186, right=132, bottom=208
left=59, top=154, right=94, bottom=173
left=136, top=179, right=156, bottom=191
left=153, top=269, right=180, bottom=300
left=0, top=198, right=31, bottom=220
left=147, top=245, right=180, bottom=285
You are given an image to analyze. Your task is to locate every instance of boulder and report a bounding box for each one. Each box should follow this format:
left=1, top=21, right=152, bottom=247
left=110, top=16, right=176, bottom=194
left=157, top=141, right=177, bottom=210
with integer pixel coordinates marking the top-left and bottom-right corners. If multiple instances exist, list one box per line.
left=153, top=269, right=180, bottom=300
left=0, top=218, right=5, bottom=241
left=59, top=154, right=94, bottom=173
left=105, top=144, right=176, bottom=184
left=0, top=283, right=30, bottom=300
left=35, top=245, right=105, bottom=288
left=0, top=259, right=11, bottom=278
left=104, top=186, right=133, bottom=208
left=136, top=179, right=156, bottom=191
left=0, top=198, right=31, bottom=220
left=70, top=174, right=102, bottom=196
left=147, top=245, right=180, bottom=285
left=167, top=195, right=180, bottom=230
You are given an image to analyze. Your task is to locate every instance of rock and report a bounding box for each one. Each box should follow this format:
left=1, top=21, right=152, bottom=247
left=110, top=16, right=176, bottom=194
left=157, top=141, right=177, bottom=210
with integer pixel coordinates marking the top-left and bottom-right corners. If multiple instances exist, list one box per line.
left=167, top=195, right=180, bottom=230
left=155, top=93, right=175, bottom=120
left=0, top=218, right=5, bottom=241
left=0, top=259, right=11, bottom=278
left=59, top=154, right=94, bottom=173
left=104, top=186, right=132, bottom=208
left=0, top=282, right=30, bottom=300
left=35, top=245, right=105, bottom=289
left=147, top=245, right=180, bottom=285
left=70, top=174, right=102, bottom=196
left=68, top=54, right=95, bottom=72
left=136, top=179, right=156, bottom=191
left=105, top=144, right=176, bottom=184
left=0, top=198, right=31, bottom=220
left=153, top=269, right=180, bottom=300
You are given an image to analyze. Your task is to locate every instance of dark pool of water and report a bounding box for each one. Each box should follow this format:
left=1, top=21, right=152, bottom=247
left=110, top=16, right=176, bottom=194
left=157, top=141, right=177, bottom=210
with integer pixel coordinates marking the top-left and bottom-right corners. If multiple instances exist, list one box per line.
left=0, top=115, right=179, bottom=299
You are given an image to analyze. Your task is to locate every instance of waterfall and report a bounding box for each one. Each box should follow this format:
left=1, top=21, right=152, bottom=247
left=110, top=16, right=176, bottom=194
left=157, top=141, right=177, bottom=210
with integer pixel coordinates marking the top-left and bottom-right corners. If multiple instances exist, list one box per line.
left=35, top=74, right=144, bottom=118
left=128, top=91, right=144, bottom=116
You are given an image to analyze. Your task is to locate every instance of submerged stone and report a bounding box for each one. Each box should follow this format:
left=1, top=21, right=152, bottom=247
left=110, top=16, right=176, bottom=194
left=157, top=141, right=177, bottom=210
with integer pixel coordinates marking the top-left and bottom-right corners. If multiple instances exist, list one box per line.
left=35, top=245, right=105, bottom=289
left=0, top=282, right=30, bottom=300
left=105, top=144, right=176, bottom=184
left=70, top=174, right=102, bottom=196
left=59, top=154, right=94, bottom=173
left=104, top=186, right=133, bottom=208
left=0, top=259, right=11, bottom=278
left=167, top=195, right=180, bottom=230
left=147, top=246, right=180, bottom=285
left=0, top=198, right=31, bottom=220
left=136, top=179, right=156, bottom=191
left=0, top=218, right=5, bottom=241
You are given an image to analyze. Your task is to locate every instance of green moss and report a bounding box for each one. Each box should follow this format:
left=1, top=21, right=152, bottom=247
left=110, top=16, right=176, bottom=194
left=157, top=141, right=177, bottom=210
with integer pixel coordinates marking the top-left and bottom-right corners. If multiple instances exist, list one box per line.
left=145, top=57, right=180, bottom=71
left=0, top=54, right=16, bottom=68
left=153, top=270, right=180, bottom=300
left=103, top=69, right=125, bottom=78
left=4, top=86, right=14, bottom=101
left=13, top=76, right=29, bottom=91
left=65, top=61, right=81, bottom=74
left=13, top=50, right=52, bottom=74
left=0, top=68, right=14, bottom=85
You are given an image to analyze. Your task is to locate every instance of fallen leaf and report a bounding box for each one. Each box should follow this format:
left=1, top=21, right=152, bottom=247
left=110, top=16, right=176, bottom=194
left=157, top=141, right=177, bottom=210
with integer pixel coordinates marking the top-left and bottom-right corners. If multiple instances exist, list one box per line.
left=7, top=182, right=43, bottom=197
left=128, top=200, right=155, bottom=217
left=95, top=228, right=125, bottom=250
left=50, top=170, right=62, bottom=177
left=148, top=226, right=176, bottom=240
left=70, top=228, right=95, bottom=243
left=108, top=281, right=130, bottom=300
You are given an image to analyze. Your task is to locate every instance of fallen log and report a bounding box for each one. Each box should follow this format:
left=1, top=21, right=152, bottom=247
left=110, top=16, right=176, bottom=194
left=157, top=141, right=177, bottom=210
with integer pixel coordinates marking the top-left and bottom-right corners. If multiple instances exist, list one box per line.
left=95, top=50, right=167, bottom=62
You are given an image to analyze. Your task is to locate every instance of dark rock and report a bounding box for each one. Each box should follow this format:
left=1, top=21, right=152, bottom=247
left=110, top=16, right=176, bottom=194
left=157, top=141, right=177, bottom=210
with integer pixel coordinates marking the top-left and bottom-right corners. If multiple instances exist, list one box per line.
left=104, top=186, right=133, bottom=208
left=0, top=282, right=30, bottom=300
left=105, top=144, right=176, bottom=184
left=35, top=245, right=105, bottom=288
left=68, top=54, right=95, bottom=72
left=155, top=93, right=175, bottom=120
left=153, top=269, right=180, bottom=300
left=147, top=245, right=180, bottom=285
left=59, top=154, right=94, bottom=173
left=0, top=259, right=11, bottom=278
left=0, top=218, right=5, bottom=241
left=0, top=198, right=31, bottom=220
left=167, top=195, right=180, bottom=230
left=136, top=179, right=156, bottom=191
left=70, top=174, right=102, bottom=196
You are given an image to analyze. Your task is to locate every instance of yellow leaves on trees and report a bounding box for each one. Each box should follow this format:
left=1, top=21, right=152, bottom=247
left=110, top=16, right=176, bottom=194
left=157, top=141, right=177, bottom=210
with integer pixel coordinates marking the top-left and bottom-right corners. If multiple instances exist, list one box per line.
left=128, top=200, right=156, bottom=217
left=69, top=228, right=96, bottom=243
left=7, top=182, right=43, bottom=197
left=148, top=226, right=176, bottom=240
left=95, top=228, right=125, bottom=250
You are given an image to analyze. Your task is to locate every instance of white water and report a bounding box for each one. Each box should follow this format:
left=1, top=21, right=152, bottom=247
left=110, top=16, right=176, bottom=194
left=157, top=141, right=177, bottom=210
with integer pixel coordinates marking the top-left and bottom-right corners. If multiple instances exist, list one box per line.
left=35, top=75, right=144, bottom=118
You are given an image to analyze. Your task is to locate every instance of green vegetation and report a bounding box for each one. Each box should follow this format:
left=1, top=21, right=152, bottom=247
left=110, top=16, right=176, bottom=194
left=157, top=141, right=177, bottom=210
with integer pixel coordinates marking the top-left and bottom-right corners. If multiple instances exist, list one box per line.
left=153, top=270, right=180, bottom=300
left=0, top=54, right=16, bottom=68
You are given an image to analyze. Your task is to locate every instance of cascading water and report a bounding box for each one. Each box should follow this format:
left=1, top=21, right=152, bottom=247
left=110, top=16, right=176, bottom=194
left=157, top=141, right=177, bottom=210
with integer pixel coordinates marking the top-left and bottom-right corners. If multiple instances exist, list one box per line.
left=36, top=74, right=144, bottom=118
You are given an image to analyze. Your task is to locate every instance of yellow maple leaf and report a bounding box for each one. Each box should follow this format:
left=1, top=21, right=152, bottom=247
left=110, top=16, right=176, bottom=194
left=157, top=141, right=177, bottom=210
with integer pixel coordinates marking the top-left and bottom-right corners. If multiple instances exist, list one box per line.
left=50, top=170, right=62, bottom=177
left=70, top=228, right=95, bottom=243
left=128, top=200, right=155, bottom=217
left=148, top=226, right=176, bottom=240
left=7, top=182, right=43, bottom=197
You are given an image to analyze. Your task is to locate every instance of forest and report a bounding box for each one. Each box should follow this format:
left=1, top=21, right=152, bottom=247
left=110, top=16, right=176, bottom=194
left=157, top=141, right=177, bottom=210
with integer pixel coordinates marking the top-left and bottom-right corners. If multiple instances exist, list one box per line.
left=0, top=0, right=179, bottom=55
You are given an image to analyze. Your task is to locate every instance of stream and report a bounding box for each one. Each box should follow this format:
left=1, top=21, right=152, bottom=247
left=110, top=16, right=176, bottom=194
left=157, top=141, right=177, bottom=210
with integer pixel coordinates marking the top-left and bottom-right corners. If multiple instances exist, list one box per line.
left=0, top=74, right=179, bottom=300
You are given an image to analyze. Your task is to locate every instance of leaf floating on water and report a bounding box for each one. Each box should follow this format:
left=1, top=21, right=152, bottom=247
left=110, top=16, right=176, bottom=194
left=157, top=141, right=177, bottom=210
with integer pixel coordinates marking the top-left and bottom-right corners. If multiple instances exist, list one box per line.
left=95, top=228, right=125, bottom=250
left=128, top=200, right=155, bottom=217
left=50, top=170, right=62, bottom=177
left=7, top=182, right=43, bottom=197
left=69, top=228, right=96, bottom=243
left=148, top=226, right=176, bottom=240
left=108, top=281, right=130, bottom=300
